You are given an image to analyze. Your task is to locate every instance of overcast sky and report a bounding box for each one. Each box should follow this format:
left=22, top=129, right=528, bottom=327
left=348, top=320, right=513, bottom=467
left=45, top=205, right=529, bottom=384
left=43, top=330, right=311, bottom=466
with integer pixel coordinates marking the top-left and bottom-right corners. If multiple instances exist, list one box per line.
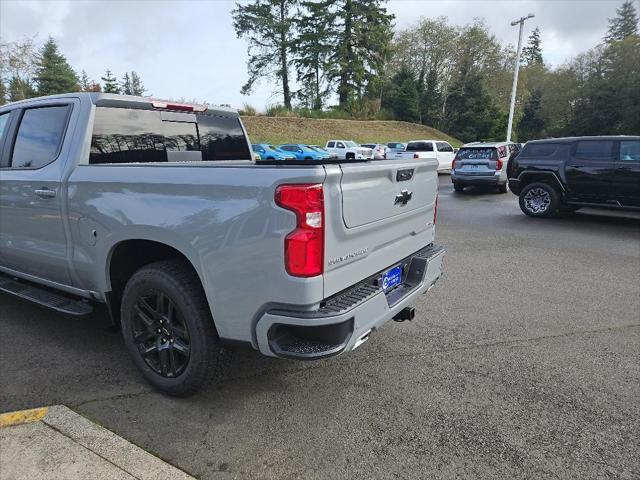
left=0, top=0, right=632, bottom=108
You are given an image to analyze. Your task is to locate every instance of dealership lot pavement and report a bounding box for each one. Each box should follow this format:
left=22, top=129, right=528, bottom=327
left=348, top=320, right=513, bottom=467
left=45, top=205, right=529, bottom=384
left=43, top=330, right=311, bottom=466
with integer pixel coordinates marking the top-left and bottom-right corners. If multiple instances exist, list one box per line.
left=1, top=176, right=639, bottom=479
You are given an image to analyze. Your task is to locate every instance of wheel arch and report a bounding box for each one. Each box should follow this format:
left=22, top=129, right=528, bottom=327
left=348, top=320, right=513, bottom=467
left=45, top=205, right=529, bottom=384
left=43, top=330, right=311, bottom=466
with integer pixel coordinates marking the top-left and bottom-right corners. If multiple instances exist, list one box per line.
left=104, top=237, right=207, bottom=326
left=518, top=171, right=565, bottom=194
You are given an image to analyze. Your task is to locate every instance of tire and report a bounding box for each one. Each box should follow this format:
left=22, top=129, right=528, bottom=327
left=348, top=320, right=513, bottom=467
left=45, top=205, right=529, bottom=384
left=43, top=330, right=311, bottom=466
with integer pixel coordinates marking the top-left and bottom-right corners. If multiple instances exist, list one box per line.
left=346, top=153, right=355, bottom=160
left=498, top=182, right=509, bottom=194
left=266, top=156, right=275, bottom=161
left=304, top=156, right=313, bottom=161
left=453, top=183, right=464, bottom=192
left=120, top=259, right=224, bottom=397
left=518, top=182, right=560, bottom=217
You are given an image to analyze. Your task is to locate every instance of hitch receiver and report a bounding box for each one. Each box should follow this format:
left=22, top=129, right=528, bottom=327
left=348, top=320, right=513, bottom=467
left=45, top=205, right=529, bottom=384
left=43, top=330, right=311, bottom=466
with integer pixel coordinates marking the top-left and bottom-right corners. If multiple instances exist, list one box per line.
left=393, top=307, right=415, bottom=322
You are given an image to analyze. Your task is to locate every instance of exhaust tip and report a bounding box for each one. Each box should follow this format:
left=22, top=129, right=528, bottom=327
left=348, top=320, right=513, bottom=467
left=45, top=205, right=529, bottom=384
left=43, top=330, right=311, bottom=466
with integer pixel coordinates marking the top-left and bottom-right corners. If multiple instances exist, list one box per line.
left=393, top=307, right=415, bottom=322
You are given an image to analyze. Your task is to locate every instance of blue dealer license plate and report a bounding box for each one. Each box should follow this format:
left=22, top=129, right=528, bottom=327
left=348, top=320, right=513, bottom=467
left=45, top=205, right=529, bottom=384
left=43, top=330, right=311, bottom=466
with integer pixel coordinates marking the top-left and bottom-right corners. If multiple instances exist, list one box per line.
left=382, top=265, right=403, bottom=291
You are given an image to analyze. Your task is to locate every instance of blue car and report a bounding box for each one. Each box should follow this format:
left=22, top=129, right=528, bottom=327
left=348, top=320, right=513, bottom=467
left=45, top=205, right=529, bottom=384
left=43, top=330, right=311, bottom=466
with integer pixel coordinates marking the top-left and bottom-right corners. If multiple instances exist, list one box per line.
left=252, top=144, right=296, bottom=161
left=277, top=144, right=327, bottom=160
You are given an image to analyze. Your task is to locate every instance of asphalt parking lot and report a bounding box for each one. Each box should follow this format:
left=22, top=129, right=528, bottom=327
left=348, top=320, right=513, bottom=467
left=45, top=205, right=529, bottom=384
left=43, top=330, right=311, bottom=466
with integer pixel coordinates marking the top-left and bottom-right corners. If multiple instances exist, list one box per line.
left=1, top=176, right=639, bottom=480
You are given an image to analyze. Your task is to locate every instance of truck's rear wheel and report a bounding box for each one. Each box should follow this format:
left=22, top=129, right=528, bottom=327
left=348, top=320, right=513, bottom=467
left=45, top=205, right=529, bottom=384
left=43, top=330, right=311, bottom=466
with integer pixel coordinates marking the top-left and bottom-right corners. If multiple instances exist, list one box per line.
left=519, top=182, right=559, bottom=217
left=120, top=260, right=223, bottom=396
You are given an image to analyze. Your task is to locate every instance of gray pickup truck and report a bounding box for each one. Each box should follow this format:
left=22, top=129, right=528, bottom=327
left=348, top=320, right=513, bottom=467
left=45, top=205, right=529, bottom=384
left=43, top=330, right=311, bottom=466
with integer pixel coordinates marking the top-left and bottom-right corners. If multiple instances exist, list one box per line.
left=0, top=93, right=445, bottom=396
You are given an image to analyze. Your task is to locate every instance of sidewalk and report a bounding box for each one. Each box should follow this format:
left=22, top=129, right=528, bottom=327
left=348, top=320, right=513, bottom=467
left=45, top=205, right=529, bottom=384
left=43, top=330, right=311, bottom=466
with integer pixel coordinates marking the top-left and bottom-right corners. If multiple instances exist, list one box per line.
left=0, top=405, right=194, bottom=480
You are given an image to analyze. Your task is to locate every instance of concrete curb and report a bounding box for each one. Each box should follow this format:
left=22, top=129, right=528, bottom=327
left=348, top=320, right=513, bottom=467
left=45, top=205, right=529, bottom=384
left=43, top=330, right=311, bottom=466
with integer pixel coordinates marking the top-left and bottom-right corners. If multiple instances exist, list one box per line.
left=0, top=405, right=195, bottom=480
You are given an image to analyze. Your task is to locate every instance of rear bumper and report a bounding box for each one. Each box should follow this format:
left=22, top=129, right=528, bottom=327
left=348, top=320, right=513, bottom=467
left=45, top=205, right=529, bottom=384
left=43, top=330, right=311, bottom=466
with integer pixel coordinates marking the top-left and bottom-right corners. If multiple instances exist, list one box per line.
left=452, top=171, right=503, bottom=185
left=255, top=244, right=446, bottom=360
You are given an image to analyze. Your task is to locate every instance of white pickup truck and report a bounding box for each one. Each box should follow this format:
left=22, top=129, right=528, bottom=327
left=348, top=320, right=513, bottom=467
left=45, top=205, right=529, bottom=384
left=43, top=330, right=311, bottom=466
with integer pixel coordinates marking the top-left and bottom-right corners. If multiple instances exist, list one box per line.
left=396, top=140, right=456, bottom=172
left=325, top=140, right=373, bottom=160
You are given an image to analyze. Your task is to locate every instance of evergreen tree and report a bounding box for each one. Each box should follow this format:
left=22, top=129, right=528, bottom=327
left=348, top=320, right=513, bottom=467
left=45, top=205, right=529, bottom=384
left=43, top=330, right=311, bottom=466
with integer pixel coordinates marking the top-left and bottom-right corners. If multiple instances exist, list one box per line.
left=101, top=70, right=120, bottom=93
left=419, top=69, right=441, bottom=125
left=8, top=75, right=36, bottom=102
left=605, top=1, right=639, bottom=42
left=232, top=0, right=298, bottom=110
left=129, top=71, right=145, bottom=95
left=0, top=79, right=6, bottom=105
left=322, top=0, right=394, bottom=109
left=517, top=90, right=545, bottom=141
left=522, top=27, right=543, bottom=65
left=390, top=67, right=419, bottom=122
left=443, top=70, right=498, bottom=143
left=292, top=0, right=334, bottom=109
left=79, top=70, right=91, bottom=91
left=34, top=37, right=78, bottom=96
left=121, top=72, right=132, bottom=95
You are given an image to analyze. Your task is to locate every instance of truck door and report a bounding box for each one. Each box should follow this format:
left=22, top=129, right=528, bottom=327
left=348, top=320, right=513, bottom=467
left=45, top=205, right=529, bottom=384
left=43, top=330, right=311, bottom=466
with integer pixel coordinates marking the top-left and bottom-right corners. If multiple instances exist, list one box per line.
left=435, top=142, right=455, bottom=170
left=616, top=139, right=640, bottom=207
left=0, top=102, right=75, bottom=285
left=565, top=140, right=616, bottom=203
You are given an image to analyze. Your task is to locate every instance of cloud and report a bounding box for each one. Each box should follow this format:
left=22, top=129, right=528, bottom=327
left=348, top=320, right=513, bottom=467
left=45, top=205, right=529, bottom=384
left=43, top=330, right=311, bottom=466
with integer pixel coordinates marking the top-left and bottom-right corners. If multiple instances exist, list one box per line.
left=0, top=0, right=626, bottom=108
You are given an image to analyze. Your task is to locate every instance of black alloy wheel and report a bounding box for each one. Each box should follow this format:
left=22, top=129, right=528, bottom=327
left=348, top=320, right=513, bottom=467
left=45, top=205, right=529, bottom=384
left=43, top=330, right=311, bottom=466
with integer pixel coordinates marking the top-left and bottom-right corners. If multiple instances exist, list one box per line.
left=131, top=290, right=190, bottom=378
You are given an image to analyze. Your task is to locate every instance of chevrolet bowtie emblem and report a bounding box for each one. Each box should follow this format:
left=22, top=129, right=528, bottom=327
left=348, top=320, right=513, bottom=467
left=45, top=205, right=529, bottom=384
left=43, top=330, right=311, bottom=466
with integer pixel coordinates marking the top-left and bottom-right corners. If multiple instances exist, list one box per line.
left=394, top=189, right=413, bottom=206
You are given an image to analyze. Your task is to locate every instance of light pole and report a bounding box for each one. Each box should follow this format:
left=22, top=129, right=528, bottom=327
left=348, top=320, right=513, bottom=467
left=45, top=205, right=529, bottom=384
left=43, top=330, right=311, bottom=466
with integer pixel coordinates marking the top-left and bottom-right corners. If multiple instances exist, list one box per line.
left=506, top=13, right=535, bottom=142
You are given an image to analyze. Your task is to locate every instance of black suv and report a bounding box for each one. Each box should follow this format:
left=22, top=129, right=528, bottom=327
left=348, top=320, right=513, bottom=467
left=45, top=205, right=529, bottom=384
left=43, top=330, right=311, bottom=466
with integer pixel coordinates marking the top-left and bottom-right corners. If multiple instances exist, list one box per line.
left=507, top=136, right=640, bottom=217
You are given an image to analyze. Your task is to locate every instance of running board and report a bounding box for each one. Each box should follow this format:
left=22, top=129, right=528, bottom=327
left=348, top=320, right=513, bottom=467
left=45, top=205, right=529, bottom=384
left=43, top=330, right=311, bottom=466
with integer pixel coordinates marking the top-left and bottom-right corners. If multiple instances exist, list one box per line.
left=0, top=273, right=93, bottom=317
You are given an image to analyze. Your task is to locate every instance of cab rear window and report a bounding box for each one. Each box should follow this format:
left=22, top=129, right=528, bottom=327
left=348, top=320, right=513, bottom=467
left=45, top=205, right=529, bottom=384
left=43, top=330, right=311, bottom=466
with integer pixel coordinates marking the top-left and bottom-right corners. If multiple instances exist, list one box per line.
left=406, top=142, right=433, bottom=152
left=90, top=107, right=249, bottom=164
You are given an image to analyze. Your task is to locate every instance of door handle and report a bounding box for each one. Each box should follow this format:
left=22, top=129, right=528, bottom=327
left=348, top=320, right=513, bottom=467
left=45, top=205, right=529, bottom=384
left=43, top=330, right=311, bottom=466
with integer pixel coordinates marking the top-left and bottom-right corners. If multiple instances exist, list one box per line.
left=34, top=188, right=56, bottom=199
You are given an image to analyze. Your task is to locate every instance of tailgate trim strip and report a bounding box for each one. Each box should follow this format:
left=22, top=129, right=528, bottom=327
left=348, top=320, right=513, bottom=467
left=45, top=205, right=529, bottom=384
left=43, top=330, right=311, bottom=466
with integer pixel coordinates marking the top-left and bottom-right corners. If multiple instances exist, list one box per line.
left=269, top=243, right=445, bottom=319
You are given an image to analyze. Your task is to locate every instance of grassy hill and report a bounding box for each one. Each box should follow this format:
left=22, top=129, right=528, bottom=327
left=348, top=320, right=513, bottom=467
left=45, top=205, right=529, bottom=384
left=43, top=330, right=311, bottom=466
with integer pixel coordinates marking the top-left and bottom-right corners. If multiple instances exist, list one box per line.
left=241, top=116, right=461, bottom=147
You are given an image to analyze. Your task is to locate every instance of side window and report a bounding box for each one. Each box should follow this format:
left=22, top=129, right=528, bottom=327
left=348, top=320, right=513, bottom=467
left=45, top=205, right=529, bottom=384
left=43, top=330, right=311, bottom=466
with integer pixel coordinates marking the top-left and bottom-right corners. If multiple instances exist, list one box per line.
left=436, top=142, right=453, bottom=152
left=327, top=142, right=335, bottom=148
left=522, top=143, right=558, bottom=157
left=11, top=105, right=70, bottom=168
left=0, top=112, right=10, bottom=143
left=575, top=141, right=614, bottom=161
left=197, top=114, right=250, bottom=161
left=620, top=141, right=640, bottom=161
left=90, top=107, right=199, bottom=164
left=337, top=142, right=345, bottom=148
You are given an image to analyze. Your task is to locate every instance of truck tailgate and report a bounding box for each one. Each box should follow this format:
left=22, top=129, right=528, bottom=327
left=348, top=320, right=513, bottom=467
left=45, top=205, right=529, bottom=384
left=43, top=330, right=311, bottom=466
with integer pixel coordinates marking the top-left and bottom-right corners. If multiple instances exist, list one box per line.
left=340, top=158, right=435, bottom=228
left=323, top=157, right=439, bottom=298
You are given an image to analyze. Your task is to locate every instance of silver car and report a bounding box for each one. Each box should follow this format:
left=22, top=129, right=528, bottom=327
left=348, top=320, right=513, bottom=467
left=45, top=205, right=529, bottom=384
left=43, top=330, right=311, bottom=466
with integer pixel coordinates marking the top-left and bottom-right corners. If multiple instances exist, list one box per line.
left=451, top=141, right=520, bottom=193
left=361, top=143, right=388, bottom=160
left=386, top=142, right=406, bottom=157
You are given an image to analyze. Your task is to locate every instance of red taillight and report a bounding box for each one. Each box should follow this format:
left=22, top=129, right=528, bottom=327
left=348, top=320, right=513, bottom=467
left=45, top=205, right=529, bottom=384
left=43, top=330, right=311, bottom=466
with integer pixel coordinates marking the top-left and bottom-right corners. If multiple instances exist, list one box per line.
left=275, top=184, right=324, bottom=277
left=151, top=100, right=207, bottom=112
left=451, top=159, right=457, bottom=170
left=413, top=153, right=419, bottom=159
left=496, top=158, right=503, bottom=170
left=434, top=194, right=438, bottom=225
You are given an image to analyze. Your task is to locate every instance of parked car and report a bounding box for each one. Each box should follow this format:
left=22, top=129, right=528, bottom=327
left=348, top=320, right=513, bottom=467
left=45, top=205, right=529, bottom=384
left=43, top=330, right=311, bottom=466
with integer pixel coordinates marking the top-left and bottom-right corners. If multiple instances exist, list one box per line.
left=306, top=145, right=336, bottom=159
left=0, top=93, right=445, bottom=396
left=396, top=140, right=456, bottom=172
left=277, top=144, right=328, bottom=160
left=325, top=140, right=373, bottom=160
left=252, top=143, right=296, bottom=161
left=451, top=142, right=520, bottom=193
left=387, top=142, right=407, bottom=157
left=508, top=135, right=640, bottom=216
left=361, top=143, right=388, bottom=160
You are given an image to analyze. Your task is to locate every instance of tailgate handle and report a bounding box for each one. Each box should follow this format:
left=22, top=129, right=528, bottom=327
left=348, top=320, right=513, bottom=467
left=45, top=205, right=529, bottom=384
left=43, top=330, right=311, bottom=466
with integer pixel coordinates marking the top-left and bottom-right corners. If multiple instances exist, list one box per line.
left=396, top=168, right=414, bottom=182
